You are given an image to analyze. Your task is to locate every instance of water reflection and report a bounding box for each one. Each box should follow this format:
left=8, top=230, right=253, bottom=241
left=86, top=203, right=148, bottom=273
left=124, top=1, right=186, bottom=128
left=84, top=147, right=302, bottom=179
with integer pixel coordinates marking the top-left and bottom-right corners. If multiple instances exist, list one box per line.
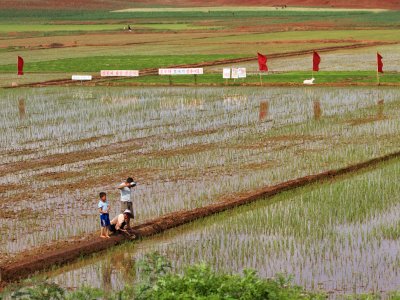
left=101, top=261, right=112, bottom=294
left=18, top=98, right=25, bottom=120
left=377, top=99, right=385, bottom=119
left=189, top=99, right=204, bottom=110
left=111, top=252, right=136, bottom=281
left=223, top=95, right=246, bottom=107
left=313, top=101, right=322, bottom=120
left=259, top=101, right=269, bottom=121
left=101, top=252, right=136, bottom=294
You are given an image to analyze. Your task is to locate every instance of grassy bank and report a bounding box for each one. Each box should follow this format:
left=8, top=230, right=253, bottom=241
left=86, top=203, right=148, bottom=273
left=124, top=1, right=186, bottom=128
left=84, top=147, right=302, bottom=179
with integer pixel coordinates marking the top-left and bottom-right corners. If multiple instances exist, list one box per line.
left=0, top=55, right=243, bottom=73
left=104, top=71, right=400, bottom=86
left=1, top=71, right=398, bottom=87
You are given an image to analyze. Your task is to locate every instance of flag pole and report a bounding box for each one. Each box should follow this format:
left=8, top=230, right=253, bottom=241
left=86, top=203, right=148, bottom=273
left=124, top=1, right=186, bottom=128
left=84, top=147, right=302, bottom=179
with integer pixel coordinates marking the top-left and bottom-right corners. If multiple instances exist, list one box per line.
left=259, top=72, right=263, bottom=86
left=312, top=50, right=314, bottom=79
left=376, top=69, right=380, bottom=85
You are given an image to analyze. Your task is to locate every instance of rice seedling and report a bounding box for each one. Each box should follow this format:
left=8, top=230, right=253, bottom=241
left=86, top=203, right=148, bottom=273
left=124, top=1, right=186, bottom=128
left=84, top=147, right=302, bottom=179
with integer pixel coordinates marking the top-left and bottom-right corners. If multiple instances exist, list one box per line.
left=48, top=157, right=400, bottom=296
left=1, top=86, right=399, bottom=260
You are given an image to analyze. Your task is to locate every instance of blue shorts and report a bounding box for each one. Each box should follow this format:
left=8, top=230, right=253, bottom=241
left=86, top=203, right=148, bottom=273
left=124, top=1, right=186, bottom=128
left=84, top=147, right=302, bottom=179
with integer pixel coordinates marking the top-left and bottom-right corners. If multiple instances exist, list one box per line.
left=100, top=213, right=110, bottom=227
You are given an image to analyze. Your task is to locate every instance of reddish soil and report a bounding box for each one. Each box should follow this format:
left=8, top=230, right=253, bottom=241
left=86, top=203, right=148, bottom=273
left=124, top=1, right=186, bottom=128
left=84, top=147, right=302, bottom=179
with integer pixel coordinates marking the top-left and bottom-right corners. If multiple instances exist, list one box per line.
left=1, top=150, right=400, bottom=284
left=136, top=0, right=400, bottom=9
left=0, top=0, right=399, bottom=10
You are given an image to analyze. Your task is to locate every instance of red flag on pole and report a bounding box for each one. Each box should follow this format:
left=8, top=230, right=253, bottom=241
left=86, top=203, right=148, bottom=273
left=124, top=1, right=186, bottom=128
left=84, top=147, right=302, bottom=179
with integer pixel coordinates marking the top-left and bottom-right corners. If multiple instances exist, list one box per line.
left=257, top=52, right=268, bottom=72
left=17, top=56, right=24, bottom=75
left=313, top=51, right=320, bottom=72
left=377, top=53, right=383, bottom=73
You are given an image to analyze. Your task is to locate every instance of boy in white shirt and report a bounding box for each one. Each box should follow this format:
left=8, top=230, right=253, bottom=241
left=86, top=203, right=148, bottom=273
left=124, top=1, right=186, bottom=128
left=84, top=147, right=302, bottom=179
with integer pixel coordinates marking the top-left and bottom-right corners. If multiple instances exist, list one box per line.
left=118, top=177, right=136, bottom=213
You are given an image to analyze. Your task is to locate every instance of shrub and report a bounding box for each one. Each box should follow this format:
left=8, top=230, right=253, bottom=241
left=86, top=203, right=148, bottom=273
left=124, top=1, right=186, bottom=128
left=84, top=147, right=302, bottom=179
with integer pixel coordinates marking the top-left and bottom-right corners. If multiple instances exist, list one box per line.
left=134, top=253, right=325, bottom=300
left=10, top=281, right=64, bottom=300
left=3, top=253, right=325, bottom=300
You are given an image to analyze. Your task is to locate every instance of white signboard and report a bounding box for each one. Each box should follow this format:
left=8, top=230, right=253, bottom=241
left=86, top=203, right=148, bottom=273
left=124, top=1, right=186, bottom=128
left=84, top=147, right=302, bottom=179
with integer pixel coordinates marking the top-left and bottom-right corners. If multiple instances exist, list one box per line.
left=158, top=68, right=204, bottom=75
left=72, top=75, right=92, bottom=81
left=231, top=68, right=239, bottom=79
left=223, top=68, right=231, bottom=79
left=238, top=68, right=247, bottom=78
left=101, top=70, right=139, bottom=77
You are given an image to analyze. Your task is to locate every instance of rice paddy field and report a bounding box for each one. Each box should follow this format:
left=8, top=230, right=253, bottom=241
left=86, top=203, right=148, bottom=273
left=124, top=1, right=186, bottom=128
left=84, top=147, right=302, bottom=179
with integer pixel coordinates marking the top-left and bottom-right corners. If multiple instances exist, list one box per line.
left=46, top=155, right=400, bottom=296
left=1, top=4, right=400, bottom=298
left=1, top=86, right=400, bottom=276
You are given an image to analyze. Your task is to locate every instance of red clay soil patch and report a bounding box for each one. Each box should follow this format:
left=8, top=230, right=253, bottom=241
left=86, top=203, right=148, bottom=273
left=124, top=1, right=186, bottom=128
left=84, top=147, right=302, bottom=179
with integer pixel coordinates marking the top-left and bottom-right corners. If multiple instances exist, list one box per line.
left=65, top=134, right=114, bottom=146
left=1, top=0, right=399, bottom=9
left=347, top=116, right=387, bottom=126
left=1, top=150, right=400, bottom=284
left=0, top=0, right=133, bottom=10
left=0, top=208, right=40, bottom=220
left=132, top=0, right=400, bottom=9
left=0, top=136, right=145, bottom=176
left=234, top=134, right=323, bottom=150
left=37, top=171, right=83, bottom=181
left=0, top=184, right=21, bottom=195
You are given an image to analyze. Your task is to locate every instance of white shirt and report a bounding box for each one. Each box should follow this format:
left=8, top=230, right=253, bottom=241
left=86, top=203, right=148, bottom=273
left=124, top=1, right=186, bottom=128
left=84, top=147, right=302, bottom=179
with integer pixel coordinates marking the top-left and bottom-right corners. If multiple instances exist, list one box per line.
left=110, top=214, right=126, bottom=229
left=119, top=182, right=132, bottom=202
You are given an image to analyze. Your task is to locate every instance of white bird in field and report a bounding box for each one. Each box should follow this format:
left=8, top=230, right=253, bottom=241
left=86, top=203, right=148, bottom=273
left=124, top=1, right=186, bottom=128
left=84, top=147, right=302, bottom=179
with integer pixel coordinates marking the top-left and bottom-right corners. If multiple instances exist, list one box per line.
left=303, top=78, right=315, bottom=85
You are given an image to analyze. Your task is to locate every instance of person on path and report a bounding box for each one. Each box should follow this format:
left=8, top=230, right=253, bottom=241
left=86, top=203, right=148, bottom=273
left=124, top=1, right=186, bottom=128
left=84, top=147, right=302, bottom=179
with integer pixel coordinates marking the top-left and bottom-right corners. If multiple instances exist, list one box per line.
left=98, top=192, right=110, bottom=239
left=118, top=177, right=136, bottom=213
left=109, top=209, right=133, bottom=233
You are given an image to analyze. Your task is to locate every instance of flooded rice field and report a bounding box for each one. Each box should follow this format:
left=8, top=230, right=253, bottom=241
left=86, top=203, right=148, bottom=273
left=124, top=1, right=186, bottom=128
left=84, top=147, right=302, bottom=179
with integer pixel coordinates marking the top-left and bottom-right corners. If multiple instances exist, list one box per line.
left=1, top=86, right=400, bottom=266
left=48, top=157, right=400, bottom=295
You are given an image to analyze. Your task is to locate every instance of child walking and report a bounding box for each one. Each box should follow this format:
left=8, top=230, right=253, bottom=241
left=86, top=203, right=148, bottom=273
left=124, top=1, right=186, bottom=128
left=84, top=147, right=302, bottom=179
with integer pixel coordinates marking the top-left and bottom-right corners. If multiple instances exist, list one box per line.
left=98, top=192, right=110, bottom=238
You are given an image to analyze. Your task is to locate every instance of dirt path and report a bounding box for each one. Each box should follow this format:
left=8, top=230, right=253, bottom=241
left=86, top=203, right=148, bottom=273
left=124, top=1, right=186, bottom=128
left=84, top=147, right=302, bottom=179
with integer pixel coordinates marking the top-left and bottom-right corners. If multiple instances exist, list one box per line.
left=8, top=41, right=396, bottom=88
left=1, top=150, right=399, bottom=284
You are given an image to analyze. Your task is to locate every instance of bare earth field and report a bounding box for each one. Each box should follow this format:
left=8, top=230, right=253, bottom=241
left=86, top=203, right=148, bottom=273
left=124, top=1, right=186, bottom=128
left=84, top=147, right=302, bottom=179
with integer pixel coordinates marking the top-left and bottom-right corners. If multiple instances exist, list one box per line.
left=1, top=0, right=400, bottom=9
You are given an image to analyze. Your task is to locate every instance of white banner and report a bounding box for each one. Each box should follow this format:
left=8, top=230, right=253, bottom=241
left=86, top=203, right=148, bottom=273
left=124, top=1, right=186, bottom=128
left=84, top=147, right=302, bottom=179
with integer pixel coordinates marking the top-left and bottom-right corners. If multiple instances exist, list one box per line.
left=238, top=68, right=247, bottom=78
left=231, top=68, right=239, bottom=79
left=158, top=68, right=204, bottom=75
left=72, top=75, right=92, bottom=81
left=223, top=68, right=231, bottom=79
left=101, top=70, right=139, bottom=77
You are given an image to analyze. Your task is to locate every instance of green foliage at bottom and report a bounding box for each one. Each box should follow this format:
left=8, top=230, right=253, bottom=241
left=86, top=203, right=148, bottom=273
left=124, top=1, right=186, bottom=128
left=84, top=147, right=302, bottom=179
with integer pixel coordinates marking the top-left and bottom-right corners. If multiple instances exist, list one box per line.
left=1, top=252, right=325, bottom=300
left=4, top=253, right=400, bottom=299
left=135, top=263, right=323, bottom=300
